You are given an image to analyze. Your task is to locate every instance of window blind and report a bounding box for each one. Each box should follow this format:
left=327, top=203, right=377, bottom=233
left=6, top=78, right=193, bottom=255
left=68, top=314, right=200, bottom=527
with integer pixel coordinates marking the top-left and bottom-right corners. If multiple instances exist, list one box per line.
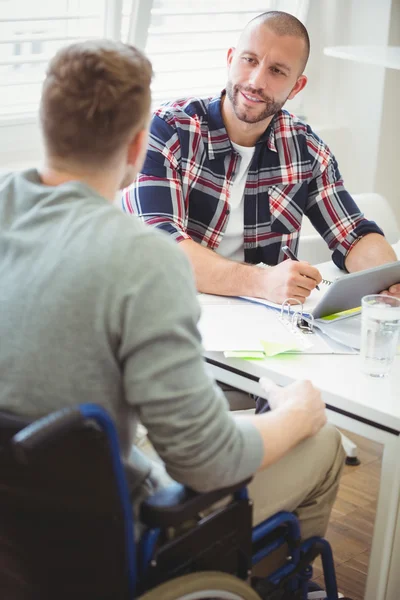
left=0, top=0, right=122, bottom=119
left=131, top=0, right=309, bottom=106
left=0, top=0, right=308, bottom=119
left=0, top=0, right=308, bottom=168
left=138, top=1, right=274, bottom=105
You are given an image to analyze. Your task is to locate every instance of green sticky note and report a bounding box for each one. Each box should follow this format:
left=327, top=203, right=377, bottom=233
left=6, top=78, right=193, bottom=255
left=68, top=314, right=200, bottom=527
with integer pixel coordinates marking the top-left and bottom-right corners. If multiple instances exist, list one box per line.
left=224, top=340, right=302, bottom=359
left=224, top=351, right=265, bottom=359
left=321, top=306, right=361, bottom=321
left=260, top=340, right=301, bottom=356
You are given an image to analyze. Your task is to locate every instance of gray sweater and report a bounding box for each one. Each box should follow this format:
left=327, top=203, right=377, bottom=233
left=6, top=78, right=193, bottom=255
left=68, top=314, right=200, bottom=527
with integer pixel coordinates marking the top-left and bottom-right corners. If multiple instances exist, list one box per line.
left=0, top=169, right=263, bottom=498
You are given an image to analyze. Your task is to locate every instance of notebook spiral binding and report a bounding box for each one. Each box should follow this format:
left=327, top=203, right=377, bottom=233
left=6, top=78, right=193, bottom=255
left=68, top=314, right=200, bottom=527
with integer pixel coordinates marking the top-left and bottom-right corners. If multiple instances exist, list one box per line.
left=279, top=298, right=315, bottom=338
left=322, top=278, right=333, bottom=286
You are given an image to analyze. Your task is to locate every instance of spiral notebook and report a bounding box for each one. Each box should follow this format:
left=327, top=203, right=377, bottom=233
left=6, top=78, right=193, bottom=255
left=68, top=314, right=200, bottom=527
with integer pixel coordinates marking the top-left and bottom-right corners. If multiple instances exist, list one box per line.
left=239, top=260, right=400, bottom=320
left=198, top=294, right=357, bottom=357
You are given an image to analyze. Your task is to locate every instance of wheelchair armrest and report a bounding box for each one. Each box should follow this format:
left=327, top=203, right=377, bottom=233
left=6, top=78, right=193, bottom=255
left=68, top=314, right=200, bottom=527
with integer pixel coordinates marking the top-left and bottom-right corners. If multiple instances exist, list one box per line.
left=140, top=478, right=251, bottom=528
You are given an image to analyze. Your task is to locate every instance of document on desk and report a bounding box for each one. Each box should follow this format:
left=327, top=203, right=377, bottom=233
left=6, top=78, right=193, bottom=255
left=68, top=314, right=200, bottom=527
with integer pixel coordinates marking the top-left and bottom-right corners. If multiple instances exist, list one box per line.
left=312, top=313, right=362, bottom=350
left=198, top=295, right=357, bottom=356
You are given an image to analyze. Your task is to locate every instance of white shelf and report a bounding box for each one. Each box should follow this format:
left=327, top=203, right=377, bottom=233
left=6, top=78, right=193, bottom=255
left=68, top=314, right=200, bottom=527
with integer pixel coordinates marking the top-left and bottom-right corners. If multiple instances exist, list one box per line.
left=323, top=45, right=400, bottom=70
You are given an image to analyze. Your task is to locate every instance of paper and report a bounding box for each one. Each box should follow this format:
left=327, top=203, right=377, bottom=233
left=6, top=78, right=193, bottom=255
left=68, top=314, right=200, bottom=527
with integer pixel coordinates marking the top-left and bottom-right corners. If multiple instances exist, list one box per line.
left=224, top=351, right=265, bottom=359
left=198, top=293, right=245, bottom=306
left=313, top=314, right=362, bottom=350
left=223, top=347, right=300, bottom=359
left=198, top=300, right=354, bottom=356
left=198, top=304, right=303, bottom=352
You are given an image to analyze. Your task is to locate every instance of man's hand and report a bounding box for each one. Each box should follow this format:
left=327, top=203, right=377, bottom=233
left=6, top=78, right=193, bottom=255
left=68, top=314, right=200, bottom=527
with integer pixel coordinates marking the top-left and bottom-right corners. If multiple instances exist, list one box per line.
left=380, top=283, right=400, bottom=299
left=243, top=378, right=328, bottom=470
left=259, top=260, right=322, bottom=304
left=260, top=377, right=327, bottom=438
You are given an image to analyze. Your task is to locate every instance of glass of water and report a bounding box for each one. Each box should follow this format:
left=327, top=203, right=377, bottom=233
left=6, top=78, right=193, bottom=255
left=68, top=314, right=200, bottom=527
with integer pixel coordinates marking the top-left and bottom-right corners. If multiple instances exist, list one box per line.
left=361, top=294, right=400, bottom=377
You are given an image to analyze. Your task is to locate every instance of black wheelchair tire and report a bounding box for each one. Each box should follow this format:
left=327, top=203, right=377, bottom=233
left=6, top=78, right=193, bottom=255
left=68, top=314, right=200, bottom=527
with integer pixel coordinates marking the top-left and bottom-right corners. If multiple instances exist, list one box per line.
left=137, top=571, right=262, bottom=600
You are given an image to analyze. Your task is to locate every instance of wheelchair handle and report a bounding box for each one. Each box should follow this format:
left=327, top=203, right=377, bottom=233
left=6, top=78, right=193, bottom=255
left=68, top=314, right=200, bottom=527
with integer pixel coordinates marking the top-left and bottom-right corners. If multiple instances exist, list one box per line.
left=12, top=407, right=84, bottom=463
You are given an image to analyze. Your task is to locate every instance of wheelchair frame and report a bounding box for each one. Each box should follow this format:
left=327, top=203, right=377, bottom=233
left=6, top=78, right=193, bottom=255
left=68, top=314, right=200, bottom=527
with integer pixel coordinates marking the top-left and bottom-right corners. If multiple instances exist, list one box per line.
left=2, top=403, right=342, bottom=599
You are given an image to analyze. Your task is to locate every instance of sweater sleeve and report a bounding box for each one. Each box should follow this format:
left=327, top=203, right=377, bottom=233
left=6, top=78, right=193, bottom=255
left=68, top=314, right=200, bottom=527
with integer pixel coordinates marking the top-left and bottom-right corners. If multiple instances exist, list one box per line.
left=118, top=231, right=263, bottom=492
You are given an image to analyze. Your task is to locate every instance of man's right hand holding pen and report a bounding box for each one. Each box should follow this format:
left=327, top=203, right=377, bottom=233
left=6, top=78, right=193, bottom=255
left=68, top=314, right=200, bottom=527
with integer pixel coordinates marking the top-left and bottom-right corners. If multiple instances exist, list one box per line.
left=252, top=247, right=322, bottom=304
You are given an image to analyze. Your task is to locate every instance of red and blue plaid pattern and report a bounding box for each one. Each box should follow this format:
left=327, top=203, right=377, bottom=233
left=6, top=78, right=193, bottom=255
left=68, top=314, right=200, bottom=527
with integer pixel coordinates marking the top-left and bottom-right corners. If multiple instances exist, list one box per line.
left=121, top=92, right=382, bottom=270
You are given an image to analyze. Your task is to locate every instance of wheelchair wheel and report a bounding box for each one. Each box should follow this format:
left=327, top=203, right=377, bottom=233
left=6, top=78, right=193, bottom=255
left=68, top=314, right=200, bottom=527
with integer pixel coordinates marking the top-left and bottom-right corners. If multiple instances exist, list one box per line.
left=138, top=571, right=262, bottom=600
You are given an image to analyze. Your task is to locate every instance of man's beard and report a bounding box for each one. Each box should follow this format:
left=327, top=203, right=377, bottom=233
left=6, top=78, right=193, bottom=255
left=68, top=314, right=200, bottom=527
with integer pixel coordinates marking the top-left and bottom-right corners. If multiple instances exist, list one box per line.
left=226, top=81, right=286, bottom=124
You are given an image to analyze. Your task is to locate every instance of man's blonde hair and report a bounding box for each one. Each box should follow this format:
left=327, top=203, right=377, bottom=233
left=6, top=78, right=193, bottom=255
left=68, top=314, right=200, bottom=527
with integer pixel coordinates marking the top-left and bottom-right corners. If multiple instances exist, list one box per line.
left=40, top=40, right=153, bottom=166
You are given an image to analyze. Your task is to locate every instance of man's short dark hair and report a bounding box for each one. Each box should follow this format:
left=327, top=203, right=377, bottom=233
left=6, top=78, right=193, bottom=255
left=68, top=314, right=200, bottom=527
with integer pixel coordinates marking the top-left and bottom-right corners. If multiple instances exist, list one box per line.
left=40, top=40, right=153, bottom=167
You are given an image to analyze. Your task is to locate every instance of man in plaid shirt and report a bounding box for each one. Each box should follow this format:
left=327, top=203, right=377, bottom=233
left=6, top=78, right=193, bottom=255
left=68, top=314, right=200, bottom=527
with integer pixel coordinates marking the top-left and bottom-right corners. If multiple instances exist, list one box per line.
left=121, top=10, right=400, bottom=305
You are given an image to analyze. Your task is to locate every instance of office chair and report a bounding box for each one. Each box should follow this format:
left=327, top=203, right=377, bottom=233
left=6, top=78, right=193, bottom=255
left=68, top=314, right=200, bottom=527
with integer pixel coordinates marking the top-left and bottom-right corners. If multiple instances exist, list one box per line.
left=0, top=404, right=346, bottom=600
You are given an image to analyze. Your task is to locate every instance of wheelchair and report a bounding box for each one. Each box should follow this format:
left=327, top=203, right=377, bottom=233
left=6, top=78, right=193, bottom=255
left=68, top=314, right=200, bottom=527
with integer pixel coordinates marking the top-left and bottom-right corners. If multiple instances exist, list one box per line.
left=0, top=403, right=346, bottom=600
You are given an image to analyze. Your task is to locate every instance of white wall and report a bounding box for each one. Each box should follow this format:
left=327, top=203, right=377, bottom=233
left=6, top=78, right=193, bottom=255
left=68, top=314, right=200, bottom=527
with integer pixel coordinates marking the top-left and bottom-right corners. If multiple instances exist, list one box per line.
left=300, top=0, right=399, bottom=220
left=0, top=118, right=43, bottom=171
left=302, top=0, right=391, bottom=187
left=375, top=0, right=400, bottom=217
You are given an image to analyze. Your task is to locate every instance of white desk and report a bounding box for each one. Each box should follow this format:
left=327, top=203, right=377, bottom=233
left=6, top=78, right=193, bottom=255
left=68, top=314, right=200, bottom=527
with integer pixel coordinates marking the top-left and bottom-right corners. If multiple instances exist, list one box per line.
left=204, top=251, right=400, bottom=600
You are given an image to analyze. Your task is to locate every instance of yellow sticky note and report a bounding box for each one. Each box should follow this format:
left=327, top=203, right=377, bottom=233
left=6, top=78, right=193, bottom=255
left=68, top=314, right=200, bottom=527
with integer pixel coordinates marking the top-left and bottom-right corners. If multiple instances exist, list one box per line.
left=321, top=306, right=361, bottom=321
left=260, top=340, right=301, bottom=357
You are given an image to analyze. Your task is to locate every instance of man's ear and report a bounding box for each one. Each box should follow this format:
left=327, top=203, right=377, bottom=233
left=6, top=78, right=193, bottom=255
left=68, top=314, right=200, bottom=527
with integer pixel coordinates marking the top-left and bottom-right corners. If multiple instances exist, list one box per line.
left=227, top=47, right=235, bottom=67
left=288, top=74, right=308, bottom=100
left=126, top=127, right=148, bottom=167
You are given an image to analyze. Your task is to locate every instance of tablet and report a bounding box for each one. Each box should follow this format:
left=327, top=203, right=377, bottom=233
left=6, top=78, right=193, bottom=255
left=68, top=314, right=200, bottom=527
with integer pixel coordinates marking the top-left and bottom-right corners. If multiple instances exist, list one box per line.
left=312, top=260, right=400, bottom=318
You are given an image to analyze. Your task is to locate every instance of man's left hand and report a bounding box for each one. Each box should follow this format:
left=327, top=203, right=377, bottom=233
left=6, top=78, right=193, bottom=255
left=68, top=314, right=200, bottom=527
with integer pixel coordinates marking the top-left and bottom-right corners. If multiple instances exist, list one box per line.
left=380, top=283, right=400, bottom=298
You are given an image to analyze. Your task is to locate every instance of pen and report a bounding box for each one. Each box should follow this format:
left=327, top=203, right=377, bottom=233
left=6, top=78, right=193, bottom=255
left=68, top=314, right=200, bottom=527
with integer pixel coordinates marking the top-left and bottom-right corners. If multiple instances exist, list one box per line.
left=281, top=245, right=320, bottom=291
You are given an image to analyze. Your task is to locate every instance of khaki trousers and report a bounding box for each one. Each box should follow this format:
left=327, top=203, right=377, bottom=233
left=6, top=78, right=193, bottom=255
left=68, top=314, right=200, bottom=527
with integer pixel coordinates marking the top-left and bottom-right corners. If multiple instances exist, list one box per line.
left=136, top=421, right=345, bottom=542
left=248, top=423, right=345, bottom=539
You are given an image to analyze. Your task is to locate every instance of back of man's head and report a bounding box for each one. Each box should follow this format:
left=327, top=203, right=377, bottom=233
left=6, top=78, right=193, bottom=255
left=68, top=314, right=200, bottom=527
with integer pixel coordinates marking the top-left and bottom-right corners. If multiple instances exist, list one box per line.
left=40, top=40, right=153, bottom=169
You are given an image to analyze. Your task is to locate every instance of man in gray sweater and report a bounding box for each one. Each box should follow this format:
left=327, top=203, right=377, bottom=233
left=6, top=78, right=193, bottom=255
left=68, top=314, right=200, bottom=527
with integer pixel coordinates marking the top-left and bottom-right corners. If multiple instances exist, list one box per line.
left=0, top=41, right=344, bottom=544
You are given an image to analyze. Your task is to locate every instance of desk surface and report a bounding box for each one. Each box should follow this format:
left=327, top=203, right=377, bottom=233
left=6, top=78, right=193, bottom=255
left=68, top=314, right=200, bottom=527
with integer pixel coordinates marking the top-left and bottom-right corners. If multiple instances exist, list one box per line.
left=206, top=350, right=400, bottom=433
left=205, top=247, right=400, bottom=434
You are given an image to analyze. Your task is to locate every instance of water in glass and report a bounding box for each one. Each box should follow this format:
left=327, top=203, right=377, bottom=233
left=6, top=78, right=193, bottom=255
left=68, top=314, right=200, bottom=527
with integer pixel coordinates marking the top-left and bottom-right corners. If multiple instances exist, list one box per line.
left=361, top=306, right=400, bottom=377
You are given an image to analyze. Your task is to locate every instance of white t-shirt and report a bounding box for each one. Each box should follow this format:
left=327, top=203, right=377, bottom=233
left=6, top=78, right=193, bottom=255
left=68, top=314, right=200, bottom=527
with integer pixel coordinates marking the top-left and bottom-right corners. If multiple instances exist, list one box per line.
left=215, top=142, right=255, bottom=262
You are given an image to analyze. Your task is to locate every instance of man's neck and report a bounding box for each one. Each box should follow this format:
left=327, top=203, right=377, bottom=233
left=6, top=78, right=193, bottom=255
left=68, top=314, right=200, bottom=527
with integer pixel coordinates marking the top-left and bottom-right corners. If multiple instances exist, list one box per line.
left=221, top=95, right=273, bottom=147
left=38, top=161, right=120, bottom=202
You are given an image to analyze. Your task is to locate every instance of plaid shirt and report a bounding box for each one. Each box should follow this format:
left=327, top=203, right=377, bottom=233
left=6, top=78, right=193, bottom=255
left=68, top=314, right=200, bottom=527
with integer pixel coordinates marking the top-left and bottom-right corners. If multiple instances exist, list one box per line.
left=121, top=92, right=382, bottom=270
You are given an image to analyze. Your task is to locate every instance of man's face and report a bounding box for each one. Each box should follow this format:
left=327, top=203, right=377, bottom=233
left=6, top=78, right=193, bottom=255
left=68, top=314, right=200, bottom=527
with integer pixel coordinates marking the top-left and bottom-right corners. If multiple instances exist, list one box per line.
left=225, top=24, right=307, bottom=125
